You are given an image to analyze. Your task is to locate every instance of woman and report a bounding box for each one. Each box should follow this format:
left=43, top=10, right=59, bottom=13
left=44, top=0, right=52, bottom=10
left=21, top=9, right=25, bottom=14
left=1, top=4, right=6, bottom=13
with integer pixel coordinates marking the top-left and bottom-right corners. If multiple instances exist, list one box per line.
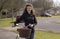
left=14, top=3, right=37, bottom=39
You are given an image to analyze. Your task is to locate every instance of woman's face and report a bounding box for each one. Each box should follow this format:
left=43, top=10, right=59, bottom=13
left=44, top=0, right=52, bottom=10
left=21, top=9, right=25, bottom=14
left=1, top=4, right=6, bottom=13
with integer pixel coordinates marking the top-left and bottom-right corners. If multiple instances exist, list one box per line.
left=27, top=6, right=32, bottom=14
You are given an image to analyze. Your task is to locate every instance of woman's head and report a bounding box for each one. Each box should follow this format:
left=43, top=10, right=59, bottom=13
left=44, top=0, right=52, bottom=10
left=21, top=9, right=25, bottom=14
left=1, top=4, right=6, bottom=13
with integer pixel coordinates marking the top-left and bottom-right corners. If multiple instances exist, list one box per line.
left=23, top=3, right=35, bottom=14
left=26, top=5, right=32, bottom=14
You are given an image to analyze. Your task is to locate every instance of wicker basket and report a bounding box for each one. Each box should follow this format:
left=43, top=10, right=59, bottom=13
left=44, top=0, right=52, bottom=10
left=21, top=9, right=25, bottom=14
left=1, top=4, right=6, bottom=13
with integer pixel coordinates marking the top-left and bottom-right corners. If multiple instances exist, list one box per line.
left=17, top=27, right=31, bottom=38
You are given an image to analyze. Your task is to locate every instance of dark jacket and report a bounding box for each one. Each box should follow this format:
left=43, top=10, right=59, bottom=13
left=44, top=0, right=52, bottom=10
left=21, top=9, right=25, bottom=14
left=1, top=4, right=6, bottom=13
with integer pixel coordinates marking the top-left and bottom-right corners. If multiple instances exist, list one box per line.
left=20, top=13, right=37, bottom=26
left=14, top=13, right=37, bottom=27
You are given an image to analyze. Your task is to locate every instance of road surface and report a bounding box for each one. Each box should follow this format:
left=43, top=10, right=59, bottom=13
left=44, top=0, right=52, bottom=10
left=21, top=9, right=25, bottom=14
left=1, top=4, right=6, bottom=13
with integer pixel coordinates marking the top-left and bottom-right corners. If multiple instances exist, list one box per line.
left=0, top=28, right=17, bottom=39
left=36, top=17, right=60, bottom=32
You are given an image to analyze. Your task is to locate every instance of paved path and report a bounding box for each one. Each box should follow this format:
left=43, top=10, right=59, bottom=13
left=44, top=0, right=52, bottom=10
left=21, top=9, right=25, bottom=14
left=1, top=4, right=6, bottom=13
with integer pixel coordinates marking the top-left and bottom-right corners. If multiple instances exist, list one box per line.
left=0, top=28, right=25, bottom=39
left=0, top=28, right=17, bottom=39
left=36, top=17, right=60, bottom=32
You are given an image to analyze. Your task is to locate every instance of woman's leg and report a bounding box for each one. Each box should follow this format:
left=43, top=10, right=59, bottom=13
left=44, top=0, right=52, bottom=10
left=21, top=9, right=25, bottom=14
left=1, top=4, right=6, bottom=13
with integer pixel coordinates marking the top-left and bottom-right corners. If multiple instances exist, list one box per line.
left=25, top=29, right=35, bottom=39
left=29, top=29, right=35, bottom=39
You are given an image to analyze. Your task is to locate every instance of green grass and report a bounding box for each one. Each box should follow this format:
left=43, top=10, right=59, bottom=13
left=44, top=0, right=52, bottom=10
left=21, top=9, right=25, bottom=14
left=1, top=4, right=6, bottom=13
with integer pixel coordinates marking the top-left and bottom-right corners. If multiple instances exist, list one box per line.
left=11, top=30, right=60, bottom=39
left=56, top=20, right=60, bottom=24
left=50, top=16, right=60, bottom=18
left=34, top=31, right=60, bottom=39
left=0, top=18, right=15, bottom=27
left=37, top=16, right=60, bottom=19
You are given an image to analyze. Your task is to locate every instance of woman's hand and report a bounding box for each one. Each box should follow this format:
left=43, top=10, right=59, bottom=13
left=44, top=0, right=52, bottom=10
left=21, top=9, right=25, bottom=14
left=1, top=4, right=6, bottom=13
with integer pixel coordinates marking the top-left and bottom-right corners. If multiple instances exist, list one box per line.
left=27, top=24, right=34, bottom=29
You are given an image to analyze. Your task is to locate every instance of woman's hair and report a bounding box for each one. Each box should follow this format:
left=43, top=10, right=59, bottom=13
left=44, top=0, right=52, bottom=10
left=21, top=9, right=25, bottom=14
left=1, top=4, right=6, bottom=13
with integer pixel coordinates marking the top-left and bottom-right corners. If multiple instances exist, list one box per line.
left=23, top=3, right=35, bottom=15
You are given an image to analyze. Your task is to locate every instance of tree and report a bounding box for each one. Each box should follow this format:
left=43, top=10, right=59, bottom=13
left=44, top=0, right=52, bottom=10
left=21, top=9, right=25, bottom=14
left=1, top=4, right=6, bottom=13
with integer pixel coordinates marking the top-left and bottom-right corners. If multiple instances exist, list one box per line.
left=0, top=0, right=25, bottom=18
left=32, top=0, right=53, bottom=10
left=0, top=0, right=25, bottom=12
left=32, top=0, right=53, bottom=16
left=0, top=0, right=8, bottom=12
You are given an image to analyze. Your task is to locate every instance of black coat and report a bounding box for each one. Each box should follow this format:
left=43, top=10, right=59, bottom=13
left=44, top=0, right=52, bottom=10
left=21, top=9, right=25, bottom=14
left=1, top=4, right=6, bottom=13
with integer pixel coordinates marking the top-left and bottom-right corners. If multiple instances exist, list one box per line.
left=15, top=13, right=37, bottom=27
left=20, top=13, right=37, bottom=26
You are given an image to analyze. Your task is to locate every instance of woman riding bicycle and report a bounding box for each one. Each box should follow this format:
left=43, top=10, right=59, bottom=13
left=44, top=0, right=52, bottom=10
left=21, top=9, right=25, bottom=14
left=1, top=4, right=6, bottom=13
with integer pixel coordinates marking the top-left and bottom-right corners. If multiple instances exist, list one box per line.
left=14, top=3, right=37, bottom=39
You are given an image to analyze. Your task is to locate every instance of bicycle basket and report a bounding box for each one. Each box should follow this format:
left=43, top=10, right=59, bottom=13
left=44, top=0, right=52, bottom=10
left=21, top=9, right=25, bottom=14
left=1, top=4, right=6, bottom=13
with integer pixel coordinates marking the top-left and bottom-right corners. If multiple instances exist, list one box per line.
left=17, top=27, right=31, bottom=38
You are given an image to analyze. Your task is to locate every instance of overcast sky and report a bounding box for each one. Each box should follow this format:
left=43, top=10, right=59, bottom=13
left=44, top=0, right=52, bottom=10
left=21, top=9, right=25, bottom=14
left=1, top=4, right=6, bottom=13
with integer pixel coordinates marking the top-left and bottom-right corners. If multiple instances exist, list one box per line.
left=25, top=0, right=60, bottom=6
left=53, top=0, right=60, bottom=6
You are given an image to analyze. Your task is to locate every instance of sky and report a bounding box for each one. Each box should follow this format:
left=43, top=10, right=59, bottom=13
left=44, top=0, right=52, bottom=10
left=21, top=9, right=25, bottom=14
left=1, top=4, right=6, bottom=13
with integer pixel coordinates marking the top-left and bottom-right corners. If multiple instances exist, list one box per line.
left=53, top=0, right=60, bottom=3
left=25, top=0, right=60, bottom=6
left=53, top=0, right=60, bottom=6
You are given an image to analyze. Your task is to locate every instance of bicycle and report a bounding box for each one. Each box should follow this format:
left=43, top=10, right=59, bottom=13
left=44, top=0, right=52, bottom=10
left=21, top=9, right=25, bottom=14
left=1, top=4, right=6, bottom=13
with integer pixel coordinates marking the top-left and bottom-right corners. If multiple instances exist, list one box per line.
left=16, top=24, right=34, bottom=39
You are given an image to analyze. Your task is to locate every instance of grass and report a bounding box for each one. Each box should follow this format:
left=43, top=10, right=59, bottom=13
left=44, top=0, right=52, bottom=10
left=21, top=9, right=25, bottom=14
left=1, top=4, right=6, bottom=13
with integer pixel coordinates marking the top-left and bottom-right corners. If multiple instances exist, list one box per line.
left=37, top=16, right=60, bottom=19
left=50, top=16, right=60, bottom=18
left=34, top=31, right=60, bottom=39
left=11, top=30, right=60, bottom=39
left=56, top=20, right=60, bottom=24
left=0, top=18, right=15, bottom=27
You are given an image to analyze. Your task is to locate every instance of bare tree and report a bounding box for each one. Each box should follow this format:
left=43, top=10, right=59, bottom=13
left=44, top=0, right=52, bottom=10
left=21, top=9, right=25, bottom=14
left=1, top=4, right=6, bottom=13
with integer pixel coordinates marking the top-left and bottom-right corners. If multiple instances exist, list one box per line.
left=0, top=0, right=25, bottom=12
left=0, top=0, right=8, bottom=12
left=32, top=0, right=53, bottom=10
left=0, top=0, right=25, bottom=18
left=31, top=0, right=53, bottom=16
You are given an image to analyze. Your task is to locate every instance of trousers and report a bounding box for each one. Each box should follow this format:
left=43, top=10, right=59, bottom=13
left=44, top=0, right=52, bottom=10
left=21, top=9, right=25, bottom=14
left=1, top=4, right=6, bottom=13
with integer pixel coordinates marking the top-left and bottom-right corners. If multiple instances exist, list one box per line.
left=26, top=29, right=35, bottom=39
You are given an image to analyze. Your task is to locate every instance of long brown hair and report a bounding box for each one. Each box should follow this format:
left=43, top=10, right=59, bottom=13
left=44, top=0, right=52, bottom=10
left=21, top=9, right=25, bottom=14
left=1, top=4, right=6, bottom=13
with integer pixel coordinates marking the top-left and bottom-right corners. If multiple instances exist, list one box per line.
left=23, top=3, right=35, bottom=15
